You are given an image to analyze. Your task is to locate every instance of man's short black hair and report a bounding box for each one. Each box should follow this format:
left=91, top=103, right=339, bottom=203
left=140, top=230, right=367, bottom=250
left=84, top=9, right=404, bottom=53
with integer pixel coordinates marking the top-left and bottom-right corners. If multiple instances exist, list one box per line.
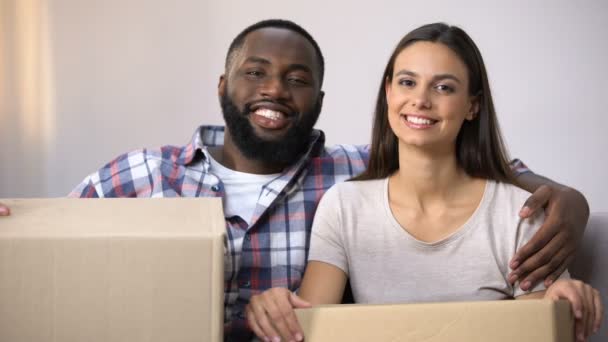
left=225, top=19, right=325, bottom=87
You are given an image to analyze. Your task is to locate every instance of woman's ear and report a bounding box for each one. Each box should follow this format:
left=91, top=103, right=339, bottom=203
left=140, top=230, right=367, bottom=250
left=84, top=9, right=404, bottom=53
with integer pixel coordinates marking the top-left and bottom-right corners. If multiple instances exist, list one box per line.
left=385, top=76, right=392, bottom=100
left=466, top=95, right=480, bottom=121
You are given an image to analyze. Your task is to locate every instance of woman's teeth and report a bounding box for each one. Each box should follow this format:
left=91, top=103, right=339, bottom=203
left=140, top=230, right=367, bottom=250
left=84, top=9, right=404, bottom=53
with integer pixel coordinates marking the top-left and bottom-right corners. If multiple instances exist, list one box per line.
left=406, top=116, right=434, bottom=125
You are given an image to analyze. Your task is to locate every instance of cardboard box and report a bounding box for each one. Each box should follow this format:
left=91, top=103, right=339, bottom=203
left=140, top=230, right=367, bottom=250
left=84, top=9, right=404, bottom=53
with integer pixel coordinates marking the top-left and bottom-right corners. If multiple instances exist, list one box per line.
left=0, top=198, right=225, bottom=342
left=296, top=300, right=574, bottom=342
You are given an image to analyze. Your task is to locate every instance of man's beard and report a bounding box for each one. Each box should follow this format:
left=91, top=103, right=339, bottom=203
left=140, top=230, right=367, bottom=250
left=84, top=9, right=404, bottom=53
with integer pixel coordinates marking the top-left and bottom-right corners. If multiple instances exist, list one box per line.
left=220, top=91, right=321, bottom=168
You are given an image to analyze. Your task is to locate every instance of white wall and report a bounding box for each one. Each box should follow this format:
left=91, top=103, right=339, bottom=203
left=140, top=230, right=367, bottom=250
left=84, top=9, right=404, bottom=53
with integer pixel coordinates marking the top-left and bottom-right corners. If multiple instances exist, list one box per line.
left=1, top=0, right=607, bottom=211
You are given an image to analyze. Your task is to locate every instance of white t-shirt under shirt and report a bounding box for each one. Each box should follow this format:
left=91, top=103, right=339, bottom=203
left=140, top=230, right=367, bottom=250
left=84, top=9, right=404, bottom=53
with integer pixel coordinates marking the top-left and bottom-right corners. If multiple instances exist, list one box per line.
left=208, top=153, right=280, bottom=226
left=308, top=178, right=569, bottom=304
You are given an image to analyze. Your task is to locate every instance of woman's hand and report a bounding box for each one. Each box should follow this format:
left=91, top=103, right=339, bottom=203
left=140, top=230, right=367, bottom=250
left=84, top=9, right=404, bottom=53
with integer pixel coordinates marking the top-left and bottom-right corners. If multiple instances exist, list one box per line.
left=246, top=287, right=311, bottom=342
left=544, top=279, right=603, bottom=342
left=0, top=202, right=9, bottom=216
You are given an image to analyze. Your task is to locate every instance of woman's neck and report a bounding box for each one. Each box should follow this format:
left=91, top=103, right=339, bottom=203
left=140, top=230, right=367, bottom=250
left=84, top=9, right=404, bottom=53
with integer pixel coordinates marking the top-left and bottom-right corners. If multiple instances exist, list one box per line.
left=390, top=143, right=474, bottom=212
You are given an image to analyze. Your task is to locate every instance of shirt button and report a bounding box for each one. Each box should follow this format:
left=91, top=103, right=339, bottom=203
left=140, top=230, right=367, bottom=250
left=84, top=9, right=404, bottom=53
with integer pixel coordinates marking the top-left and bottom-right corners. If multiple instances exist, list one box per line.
left=242, top=281, right=251, bottom=288
left=236, top=311, right=246, bottom=319
left=245, top=235, right=251, bottom=241
left=211, top=184, right=220, bottom=192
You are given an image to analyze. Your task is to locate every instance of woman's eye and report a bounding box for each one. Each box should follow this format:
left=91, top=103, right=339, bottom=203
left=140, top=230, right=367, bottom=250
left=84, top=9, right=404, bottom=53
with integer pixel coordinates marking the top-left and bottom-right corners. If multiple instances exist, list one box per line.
left=436, top=84, right=454, bottom=93
left=398, top=79, right=415, bottom=87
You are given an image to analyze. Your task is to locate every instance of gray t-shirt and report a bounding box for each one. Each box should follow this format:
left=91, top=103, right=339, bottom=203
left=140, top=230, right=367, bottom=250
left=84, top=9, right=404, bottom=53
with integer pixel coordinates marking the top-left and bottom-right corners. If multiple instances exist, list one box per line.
left=308, top=178, right=568, bottom=303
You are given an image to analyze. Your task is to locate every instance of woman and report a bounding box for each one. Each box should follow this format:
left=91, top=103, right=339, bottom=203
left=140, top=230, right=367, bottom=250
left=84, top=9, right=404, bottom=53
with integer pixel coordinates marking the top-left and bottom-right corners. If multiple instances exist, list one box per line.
left=246, top=23, right=602, bottom=342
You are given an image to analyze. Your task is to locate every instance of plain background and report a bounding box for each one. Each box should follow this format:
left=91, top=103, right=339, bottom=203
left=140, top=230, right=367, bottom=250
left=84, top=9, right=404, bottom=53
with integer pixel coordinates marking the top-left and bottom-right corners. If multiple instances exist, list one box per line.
left=1, top=0, right=607, bottom=212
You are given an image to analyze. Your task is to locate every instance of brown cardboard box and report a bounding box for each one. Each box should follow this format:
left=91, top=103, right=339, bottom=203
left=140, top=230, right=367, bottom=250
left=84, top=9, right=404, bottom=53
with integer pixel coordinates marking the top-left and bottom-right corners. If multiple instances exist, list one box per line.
left=296, top=300, right=574, bottom=342
left=0, top=198, right=225, bottom=342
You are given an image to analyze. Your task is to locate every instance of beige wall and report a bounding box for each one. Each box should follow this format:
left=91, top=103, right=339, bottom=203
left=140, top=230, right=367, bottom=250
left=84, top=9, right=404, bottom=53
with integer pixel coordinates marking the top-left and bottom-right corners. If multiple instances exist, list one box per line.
left=1, top=0, right=607, bottom=211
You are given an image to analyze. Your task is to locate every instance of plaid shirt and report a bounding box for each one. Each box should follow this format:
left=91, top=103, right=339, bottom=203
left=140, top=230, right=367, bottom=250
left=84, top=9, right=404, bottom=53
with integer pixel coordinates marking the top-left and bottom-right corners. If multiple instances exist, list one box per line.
left=69, top=125, right=370, bottom=341
left=69, top=125, right=530, bottom=340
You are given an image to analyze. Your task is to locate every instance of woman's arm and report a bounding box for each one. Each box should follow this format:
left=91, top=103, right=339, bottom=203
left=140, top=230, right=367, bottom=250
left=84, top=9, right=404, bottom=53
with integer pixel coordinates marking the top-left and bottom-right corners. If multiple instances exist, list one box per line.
left=299, top=261, right=348, bottom=305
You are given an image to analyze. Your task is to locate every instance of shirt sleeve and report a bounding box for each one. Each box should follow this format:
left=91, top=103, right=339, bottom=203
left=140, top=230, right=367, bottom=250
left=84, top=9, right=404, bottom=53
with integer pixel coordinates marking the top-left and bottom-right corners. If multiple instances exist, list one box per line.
left=307, top=186, right=349, bottom=275
left=68, top=176, right=100, bottom=198
left=513, top=211, right=570, bottom=298
left=509, top=158, right=532, bottom=177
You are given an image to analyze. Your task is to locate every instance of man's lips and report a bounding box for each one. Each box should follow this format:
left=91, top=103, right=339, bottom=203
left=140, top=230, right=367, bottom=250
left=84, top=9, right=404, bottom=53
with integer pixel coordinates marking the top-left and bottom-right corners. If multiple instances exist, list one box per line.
left=249, top=101, right=293, bottom=116
left=248, top=102, right=294, bottom=130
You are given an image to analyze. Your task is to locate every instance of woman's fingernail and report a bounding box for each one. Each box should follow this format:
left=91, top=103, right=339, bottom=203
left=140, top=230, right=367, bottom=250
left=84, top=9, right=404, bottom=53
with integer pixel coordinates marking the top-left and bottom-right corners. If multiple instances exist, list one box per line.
left=510, top=260, right=519, bottom=269
left=508, top=274, right=518, bottom=284
left=575, top=310, right=582, bottom=319
left=521, top=281, right=531, bottom=290
left=520, top=207, right=531, bottom=216
left=545, top=279, right=553, bottom=287
left=295, top=333, right=303, bottom=341
left=0, top=207, right=8, bottom=215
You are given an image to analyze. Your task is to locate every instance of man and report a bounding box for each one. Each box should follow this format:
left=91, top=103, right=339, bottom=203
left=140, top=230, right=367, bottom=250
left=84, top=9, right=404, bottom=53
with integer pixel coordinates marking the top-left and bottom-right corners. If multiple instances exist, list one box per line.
left=0, top=19, right=589, bottom=341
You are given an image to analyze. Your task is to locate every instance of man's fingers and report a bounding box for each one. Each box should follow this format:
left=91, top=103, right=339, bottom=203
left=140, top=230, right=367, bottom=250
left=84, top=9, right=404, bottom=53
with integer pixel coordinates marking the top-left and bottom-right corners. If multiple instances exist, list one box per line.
left=0, top=204, right=10, bottom=216
left=510, top=234, right=568, bottom=289
left=519, top=185, right=552, bottom=218
left=544, top=255, right=573, bottom=287
left=510, top=218, right=561, bottom=270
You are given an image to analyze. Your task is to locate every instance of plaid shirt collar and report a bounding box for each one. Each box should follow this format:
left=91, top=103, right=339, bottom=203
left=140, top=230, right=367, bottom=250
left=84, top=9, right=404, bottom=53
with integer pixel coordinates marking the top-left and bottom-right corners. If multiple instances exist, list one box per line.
left=182, top=126, right=326, bottom=224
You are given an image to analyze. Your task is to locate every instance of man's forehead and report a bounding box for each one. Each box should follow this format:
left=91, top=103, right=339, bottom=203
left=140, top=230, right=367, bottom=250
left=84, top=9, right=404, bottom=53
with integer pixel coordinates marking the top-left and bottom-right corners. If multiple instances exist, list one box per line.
left=239, top=27, right=318, bottom=68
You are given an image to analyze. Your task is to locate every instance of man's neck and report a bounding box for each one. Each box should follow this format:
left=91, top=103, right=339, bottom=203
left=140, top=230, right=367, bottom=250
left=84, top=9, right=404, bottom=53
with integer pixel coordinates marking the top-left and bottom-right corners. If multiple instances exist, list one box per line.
left=210, top=132, right=285, bottom=175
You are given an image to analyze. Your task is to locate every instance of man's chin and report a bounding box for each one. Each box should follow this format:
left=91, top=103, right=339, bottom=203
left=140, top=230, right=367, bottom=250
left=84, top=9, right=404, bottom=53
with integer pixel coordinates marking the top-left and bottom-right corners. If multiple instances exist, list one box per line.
left=247, top=122, right=293, bottom=143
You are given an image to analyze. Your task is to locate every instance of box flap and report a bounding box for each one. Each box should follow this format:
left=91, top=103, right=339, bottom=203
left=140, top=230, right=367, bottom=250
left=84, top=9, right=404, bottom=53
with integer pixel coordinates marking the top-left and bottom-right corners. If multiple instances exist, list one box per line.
left=296, top=300, right=573, bottom=342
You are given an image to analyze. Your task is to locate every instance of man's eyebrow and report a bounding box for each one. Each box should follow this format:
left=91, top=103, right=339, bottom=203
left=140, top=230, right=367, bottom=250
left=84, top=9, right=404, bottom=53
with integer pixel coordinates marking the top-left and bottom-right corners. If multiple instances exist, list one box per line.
left=289, top=63, right=313, bottom=74
left=243, top=56, right=313, bottom=74
left=243, top=56, right=271, bottom=65
left=394, top=69, right=462, bottom=83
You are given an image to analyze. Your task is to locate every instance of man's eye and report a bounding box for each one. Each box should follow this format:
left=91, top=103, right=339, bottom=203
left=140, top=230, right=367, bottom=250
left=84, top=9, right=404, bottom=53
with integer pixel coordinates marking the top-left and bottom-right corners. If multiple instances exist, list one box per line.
left=245, top=70, right=263, bottom=77
left=287, top=77, right=309, bottom=85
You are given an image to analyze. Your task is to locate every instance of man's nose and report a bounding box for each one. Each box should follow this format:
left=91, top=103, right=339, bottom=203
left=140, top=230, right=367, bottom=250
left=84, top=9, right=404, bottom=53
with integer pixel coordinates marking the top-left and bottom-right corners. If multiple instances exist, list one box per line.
left=259, top=77, right=289, bottom=99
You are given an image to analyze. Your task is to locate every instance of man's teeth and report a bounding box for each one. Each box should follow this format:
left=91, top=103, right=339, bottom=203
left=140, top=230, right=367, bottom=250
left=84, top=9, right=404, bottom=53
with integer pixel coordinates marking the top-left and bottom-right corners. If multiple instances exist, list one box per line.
left=406, top=116, right=434, bottom=125
left=255, top=109, right=283, bottom=120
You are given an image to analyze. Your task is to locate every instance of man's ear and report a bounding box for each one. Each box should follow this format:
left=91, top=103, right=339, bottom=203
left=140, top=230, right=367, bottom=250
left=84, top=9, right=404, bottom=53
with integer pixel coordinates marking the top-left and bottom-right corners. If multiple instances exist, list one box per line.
left=318, top=90, right=325, bottom=108
left=218, top=75, right=226, bottom=98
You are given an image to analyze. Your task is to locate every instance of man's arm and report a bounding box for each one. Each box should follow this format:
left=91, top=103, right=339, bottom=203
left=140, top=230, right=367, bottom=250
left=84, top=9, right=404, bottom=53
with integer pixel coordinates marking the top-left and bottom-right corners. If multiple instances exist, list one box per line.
left=510, top=171, right=589, bottom=291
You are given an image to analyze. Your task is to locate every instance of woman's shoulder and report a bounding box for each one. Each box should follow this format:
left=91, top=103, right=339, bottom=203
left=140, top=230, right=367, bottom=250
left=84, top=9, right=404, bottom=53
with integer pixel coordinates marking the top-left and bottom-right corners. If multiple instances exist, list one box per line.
left=483, top=181, right=539, bottom=222
left=491, top=181, right=532, bottom=205
left=321, top=178, right=387, bottom=207
left=330, top=177, right=386, bottom=195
